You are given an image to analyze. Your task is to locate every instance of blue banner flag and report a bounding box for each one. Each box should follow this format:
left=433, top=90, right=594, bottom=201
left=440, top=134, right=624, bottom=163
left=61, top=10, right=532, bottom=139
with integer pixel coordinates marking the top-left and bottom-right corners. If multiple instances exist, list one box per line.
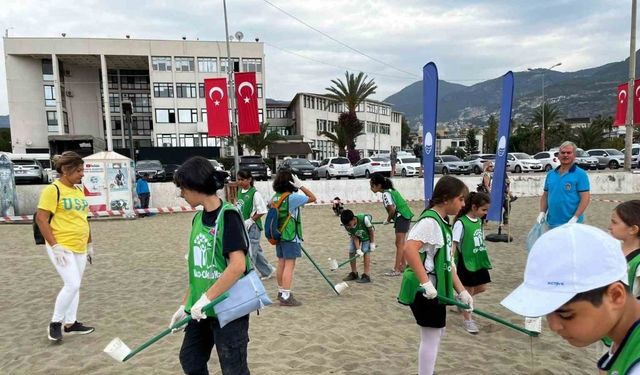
left=422, top=62, right=438, bottom=204
left=487, top=71, right=514, bottom=222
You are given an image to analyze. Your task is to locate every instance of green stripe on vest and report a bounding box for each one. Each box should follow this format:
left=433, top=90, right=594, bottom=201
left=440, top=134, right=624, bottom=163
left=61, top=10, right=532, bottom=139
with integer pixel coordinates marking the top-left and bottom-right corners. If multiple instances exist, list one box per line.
left=600, top=320, right=640, bottom=375
left=455, top=216, right=492, bottom=272
left=345, top=214, right=373, bottom=242
left=386, top=189, right=414, bottom=220
left=236, top=186, right=263, bottom=230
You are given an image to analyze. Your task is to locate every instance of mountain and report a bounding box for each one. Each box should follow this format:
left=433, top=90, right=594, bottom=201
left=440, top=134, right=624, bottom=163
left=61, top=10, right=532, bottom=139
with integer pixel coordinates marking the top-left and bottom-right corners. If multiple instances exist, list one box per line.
left=0, top=115, right=8, bottom=128
left=384, top=52, right=640, bottom=128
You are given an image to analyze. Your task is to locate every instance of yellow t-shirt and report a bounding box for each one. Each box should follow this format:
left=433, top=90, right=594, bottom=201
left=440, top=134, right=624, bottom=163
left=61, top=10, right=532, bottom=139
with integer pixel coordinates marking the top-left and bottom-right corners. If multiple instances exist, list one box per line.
left=37, top=181, right=90, bottom=252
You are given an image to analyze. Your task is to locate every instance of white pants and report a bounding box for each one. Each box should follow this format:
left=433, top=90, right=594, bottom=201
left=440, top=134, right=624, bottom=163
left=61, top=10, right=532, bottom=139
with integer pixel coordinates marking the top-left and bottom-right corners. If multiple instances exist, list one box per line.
left=46, top=245, right=87, bottom=324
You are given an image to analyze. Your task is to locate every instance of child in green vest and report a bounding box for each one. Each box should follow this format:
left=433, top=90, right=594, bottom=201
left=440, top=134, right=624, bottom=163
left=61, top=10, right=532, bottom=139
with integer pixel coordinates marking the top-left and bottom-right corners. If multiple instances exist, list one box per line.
left=271, top=170, right=316, bottom=307
left=169, top=156, right=251, bottom=375
left=398, top=176, right=474, bottom=375
left=340, top=209, right=376, bottom=283
left=236, top=169, right=275, bottom=280
left=369, top=172, right=414, bottom=277
left=501, top=224, right=640, bottom=375
left=452, top=192, right=492, bottom=334
left=608, top=200, right=640, bottom=298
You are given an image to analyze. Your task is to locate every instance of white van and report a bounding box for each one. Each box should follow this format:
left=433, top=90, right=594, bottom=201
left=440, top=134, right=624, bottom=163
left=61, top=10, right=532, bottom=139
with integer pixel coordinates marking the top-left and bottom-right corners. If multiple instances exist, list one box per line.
left=621, top=144, right=640, bottom=168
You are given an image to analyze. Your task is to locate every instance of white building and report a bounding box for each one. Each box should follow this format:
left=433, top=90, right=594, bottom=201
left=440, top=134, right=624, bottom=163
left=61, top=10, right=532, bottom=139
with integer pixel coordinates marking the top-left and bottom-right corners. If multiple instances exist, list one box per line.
left=265, top=93, right=403, bottom=161
left=4, top=36, right=265, bottom=156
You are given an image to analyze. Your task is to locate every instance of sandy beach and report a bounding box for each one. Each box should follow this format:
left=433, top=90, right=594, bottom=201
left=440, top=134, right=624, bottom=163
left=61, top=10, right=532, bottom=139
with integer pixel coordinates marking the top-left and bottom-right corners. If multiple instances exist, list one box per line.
left=0, top=193, right=636, bottom=375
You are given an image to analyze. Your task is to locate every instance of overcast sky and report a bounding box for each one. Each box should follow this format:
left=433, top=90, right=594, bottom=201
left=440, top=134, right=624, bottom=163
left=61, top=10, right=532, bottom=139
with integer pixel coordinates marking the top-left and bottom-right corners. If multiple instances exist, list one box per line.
left=0, top=0, right=633, bottom=115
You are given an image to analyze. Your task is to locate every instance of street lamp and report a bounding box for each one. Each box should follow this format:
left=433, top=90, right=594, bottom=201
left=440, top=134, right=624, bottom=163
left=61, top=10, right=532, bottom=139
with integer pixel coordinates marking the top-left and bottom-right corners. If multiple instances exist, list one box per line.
left=528, top=62, right=562, bottom=151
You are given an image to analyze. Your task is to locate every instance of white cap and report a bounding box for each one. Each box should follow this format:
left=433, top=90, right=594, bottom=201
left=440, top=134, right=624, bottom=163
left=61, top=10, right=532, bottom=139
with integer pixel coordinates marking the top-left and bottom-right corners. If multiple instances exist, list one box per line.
left=501, top=224, right=627, bottom=317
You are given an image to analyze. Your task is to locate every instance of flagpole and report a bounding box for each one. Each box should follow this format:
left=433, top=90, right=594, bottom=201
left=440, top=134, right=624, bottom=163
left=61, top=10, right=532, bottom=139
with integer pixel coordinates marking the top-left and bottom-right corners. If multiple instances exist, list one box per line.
left=625, top=0, right=637, bottom=171
left=223, top=0, right=240, bottom=175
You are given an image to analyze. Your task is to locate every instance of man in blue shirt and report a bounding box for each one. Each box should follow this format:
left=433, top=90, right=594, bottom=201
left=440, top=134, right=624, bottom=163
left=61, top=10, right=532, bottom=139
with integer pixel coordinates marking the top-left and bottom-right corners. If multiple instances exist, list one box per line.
left=538, top=141, right=590, bottom=229
left=136, top=173, right=151, bottom=217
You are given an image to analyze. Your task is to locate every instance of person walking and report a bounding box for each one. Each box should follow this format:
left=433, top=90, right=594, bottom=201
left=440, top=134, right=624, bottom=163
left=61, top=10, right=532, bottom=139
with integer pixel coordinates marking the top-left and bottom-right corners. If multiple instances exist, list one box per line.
left=136, top=173, right=151, bottom=217
left=36, top=151, right=95, bottom=342
left=537, top=141, right=590, bottom=229
left=390, top=147, right=398, bottom=176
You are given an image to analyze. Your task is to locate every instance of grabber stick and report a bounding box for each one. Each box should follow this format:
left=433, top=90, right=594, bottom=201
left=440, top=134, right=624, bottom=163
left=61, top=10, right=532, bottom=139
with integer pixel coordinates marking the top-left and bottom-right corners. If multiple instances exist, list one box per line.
left=301, top=245, right=347, bottom=295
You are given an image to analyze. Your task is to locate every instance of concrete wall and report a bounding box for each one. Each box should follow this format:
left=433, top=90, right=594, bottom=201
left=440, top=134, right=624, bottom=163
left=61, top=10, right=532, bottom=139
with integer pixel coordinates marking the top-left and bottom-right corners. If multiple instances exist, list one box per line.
left=65, top=64, right=103, bottom=136
left=14, top=171, right=640, bottom=215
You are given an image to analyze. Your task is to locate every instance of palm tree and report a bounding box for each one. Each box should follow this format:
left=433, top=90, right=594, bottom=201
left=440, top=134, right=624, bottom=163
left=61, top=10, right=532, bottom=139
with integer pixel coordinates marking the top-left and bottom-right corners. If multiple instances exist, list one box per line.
left=320, top=124, right=351, bottom=157
left=531, top=102, right=561, bottom=127
left=325, top=71, right=378, bottom=114
left=238, top=122, right=284, bottom=155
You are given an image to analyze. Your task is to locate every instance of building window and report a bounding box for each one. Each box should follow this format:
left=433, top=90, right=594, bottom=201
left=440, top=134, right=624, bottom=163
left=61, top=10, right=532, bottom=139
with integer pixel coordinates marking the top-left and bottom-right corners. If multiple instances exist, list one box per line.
left=356, top=103, right=365, bottom=112
left=267, top=108, right=287, bottom=119
left=46, top=111, right=58, bottom=132
left=381, top=106, right=390, bottom=115
left=120, top=71, right=150, bottom=90
left=44, top=85, right=56, bottom=107
left=175, top=57, right=195, bottom=72
left=156, top=134, right=178, bottom=147
left=42, top=59, right=54, bottom=81
left=122, top=93, right=151, bottom=113
left=109, top=93, right=120, bottom=113
left=176, top=83, right=197, bottom=98
left=199, top=83, right=205, bottom=98
left=220, top=58, right=240, bottom=73
left=111, top=117, right=122, bottom=136
left=108, top=70, right=119, bottom=89
left=242, top=58, right=262, bottom=72
left=198, top=134, right=223, bottom=147
left=155, top=109, right=176, bottom=123
left=257, top=84, right=263, bottom=98
left=198, top=57, right=217, bottom=72
left=258, top=109, right=264, bottom=123
left=124, top=115, right=153, bottom=136
left=153, top=83, right=174, bottom=98
left=201, top=108, right=207, bottom=121
left=152, top=56, right=172, bottom=71
left=178, top=109, right=198, bottom=123
left=316, top=119, right=327, bottom=135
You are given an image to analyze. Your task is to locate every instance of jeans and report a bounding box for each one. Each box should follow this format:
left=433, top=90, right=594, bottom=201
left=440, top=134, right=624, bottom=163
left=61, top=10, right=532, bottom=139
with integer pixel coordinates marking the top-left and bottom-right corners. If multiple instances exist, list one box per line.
left=46, top=245, right=87, bottom=324
left=139, top=193, right=150, bottom=209
left=179, top=315, right=250, bottom=375
left=248, top=224, right=274, bottom=277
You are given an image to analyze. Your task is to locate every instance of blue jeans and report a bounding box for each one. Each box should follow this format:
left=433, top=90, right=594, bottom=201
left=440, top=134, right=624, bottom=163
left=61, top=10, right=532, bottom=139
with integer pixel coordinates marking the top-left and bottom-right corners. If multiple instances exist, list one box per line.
left=179, top=315, right=250, bottom=375
left=349, top=239, right=371, bottom=255
left=248, top=224, right=274, bottom=277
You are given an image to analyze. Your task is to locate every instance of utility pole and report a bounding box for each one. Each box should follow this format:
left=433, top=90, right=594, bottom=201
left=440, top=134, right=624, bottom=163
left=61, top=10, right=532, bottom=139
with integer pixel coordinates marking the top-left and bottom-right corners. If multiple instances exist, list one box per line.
left=625, top=0, right=637, bottom=171
left=223, top=0, right=240, bottom=174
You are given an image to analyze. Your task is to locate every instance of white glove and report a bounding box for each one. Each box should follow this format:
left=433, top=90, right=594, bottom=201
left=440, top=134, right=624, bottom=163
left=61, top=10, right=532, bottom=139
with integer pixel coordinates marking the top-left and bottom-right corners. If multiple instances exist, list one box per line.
left=289, top=174, right=303, bottom=189
left=382, top=220, right=389, bottom=226
left=420, top=281, right=438, bottom=299
left=190, top=294, right=211, bottom=321
left=370, top=243, right=376, bottom=252
left=243, top=218, right=254, bottom=231
left=536, top=212, right=546, bottom=224
left=568, top=216, right=578, bottom=224
left=86, top=243, right=94, bottom=263
left=51, top=244, right=69, bottom=267
left=457, top=290, right=474, bottom=311
left=169, top=305, right=188, bottom=332
left=356, top=249, right=365, bottom=257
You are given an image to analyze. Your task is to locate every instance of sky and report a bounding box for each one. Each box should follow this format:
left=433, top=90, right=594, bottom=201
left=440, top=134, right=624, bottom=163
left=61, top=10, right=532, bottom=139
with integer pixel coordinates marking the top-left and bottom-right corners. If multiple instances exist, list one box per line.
left=0, top=0, right=633, bottom=115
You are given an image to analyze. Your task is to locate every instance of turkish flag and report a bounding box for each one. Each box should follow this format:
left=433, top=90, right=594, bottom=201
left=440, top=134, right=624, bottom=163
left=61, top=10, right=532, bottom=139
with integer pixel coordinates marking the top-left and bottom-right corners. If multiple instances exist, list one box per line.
left=234, top=72, right=260, bottom=134
left=204, top=78, right=231, bottom=137
left=614, top=80, right=640, bottom=126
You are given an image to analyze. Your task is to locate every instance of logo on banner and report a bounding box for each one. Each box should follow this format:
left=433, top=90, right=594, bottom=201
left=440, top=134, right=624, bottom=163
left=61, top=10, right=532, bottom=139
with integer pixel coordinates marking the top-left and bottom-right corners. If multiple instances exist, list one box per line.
left=238, top=82, right=255, bottom=104
left=209, top=86, right=224, bottom=106
left=497, top=136, right=507, bottom=157
left=619, top=90, right=627, bottom=103
left=424, top=132, right=433, bottom=155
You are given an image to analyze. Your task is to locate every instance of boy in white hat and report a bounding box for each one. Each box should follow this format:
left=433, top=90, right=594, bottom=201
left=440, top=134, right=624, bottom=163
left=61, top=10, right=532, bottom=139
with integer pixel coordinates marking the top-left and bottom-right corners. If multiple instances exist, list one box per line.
left=501, top=224, right=640, bottom=375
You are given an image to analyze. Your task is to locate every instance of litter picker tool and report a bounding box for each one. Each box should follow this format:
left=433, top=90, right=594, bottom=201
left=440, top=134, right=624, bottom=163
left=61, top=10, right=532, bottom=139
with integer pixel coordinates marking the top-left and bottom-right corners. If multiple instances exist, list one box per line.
left=104, top=293, right=229, bottom=362
left=328, top=250, right=367, bottom=271
left=301, top=245, right=348, bottom=295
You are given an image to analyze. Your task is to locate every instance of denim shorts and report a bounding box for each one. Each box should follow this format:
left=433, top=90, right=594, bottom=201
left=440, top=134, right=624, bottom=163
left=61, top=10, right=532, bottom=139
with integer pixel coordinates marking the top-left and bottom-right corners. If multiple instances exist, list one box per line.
left=349, top=239, right=371, bottom=254
left=276, top=241, right=302, bottom=259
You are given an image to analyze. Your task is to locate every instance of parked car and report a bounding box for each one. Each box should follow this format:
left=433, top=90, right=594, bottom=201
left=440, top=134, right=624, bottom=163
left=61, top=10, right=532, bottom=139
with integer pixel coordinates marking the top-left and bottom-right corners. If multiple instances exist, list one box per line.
left=163, top=163, right=181, bottom=181
left=586, top=148, right=625, bottom=169
left=621, top=144, right=640, bottom=168
left=10, top=157, right=48, bottom=184
left=507, top=153, right=543, bottom=173
left=208, top=159, right=226, bottom=172
left=533, top=151, right=560, bottom=172
left=231, top=155, right=269, bottom=181
left=575, top=148, right=600, bottom=170
left=395, top=157, right=421, bottom=177
left=353, top=157, right=391, bottom=178
left=279, top=158, right=317, bottom=180
left=135, top=160, right=166, bottom=181
left=464, top=154, right=496, bottom=174
left=316, top=156, right=354, bottom=179
left=434, top=155, right=471, bottom=175
left=309, top=160, right=321, bottom=168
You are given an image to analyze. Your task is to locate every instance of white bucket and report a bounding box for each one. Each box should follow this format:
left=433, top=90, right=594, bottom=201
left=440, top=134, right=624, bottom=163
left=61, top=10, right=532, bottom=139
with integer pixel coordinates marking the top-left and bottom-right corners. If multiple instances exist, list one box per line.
left=524, top=317, right=542, bottom=333
left=328, top=258, right=339, bottom=271
left=104, top=337, right=132, bottom=362
left=335, top=282, right=349, bottom=294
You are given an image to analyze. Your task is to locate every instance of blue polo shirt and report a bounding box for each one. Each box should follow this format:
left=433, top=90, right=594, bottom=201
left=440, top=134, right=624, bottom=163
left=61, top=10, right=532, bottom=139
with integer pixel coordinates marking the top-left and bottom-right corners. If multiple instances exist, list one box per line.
left=544, top=164, right=590, bottom=227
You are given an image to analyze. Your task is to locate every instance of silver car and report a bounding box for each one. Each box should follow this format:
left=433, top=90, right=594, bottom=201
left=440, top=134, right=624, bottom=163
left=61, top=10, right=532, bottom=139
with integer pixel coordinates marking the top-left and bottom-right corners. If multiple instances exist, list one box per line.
left=11, top=158, right=47, bottom=184
left=586, top=149, right=625, bottom=169
left=464, top=154, right=496, bottom=174
left=435, top=155, right=471, bottom=175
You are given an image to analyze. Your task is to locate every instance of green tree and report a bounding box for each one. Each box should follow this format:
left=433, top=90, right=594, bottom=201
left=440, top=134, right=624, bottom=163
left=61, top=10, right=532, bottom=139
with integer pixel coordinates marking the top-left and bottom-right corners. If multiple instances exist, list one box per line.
left=464, top=128, right=479, bottom=155
left=0, top=129, right=11, bottom=152
left=509, top=122, right=540, bottom=155
left=484, top=115, right=498, bottom=153
left=531, top=103, right=562, bottom=151
left=401, top=117, right=411, bottom=148
left=238, top=122, right=284, bottom=155
left=443, top=146, right=466, bottom=159
left=321, top=123, right=350, bottom=157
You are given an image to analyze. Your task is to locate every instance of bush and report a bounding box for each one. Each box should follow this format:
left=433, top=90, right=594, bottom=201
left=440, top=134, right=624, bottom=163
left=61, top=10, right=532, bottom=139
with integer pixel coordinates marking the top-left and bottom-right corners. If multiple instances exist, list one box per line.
left=603, top=137, right=625, bottom=150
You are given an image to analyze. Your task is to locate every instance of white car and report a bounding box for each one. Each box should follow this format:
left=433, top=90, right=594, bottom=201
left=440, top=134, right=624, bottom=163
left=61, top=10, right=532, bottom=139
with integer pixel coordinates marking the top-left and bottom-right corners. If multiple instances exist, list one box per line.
left=395, top=157, right=421, bottom=177
left=353, top=157, right=391, bottom=178
left=507, top=153, right=543, bottom=173
left=316, top=156, right=354, bottom=179
left=533, top=151, right=560, bottom=172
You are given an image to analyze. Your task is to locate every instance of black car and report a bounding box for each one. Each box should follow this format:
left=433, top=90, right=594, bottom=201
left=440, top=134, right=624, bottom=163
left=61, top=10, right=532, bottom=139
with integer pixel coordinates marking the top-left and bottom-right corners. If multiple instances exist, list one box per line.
left=232, top=156, right=269, bottom=181
left=135, top=160, right=166, bottom=181
left=163, top=163, right=181, bottom=182
left=279, top=158, right=317, bottom=180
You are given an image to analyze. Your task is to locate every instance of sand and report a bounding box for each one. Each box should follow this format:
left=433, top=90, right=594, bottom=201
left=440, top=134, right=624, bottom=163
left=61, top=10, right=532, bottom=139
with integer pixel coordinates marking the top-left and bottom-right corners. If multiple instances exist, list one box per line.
left=0, top=193, right=636, bottom=375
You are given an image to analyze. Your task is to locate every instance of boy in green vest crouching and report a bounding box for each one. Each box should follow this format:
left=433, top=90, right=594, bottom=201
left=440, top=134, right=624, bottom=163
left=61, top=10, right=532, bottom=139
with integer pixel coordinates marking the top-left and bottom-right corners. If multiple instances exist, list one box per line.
left=340, top=209, right=376, bottom=283
left=502, top=224, right=640, bottom=375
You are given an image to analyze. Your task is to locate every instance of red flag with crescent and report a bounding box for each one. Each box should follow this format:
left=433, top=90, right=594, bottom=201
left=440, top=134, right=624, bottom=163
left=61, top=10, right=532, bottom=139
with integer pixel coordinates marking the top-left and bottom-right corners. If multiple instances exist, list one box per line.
left=613, top=80, right=640, bottom=126
left=204, top=78, right=231, bottom=137
left=234, top=72, right=260, bottom=134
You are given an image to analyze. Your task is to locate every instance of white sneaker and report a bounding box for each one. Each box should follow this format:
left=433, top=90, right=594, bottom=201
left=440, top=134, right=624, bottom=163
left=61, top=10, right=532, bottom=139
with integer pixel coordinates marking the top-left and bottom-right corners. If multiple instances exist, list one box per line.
left=463, top=319, right=479, bottom=334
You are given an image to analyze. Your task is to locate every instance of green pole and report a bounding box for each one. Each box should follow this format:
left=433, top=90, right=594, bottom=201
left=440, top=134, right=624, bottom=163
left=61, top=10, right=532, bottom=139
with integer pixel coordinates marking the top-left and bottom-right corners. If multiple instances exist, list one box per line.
left=301, top=245, right=340, bottom=295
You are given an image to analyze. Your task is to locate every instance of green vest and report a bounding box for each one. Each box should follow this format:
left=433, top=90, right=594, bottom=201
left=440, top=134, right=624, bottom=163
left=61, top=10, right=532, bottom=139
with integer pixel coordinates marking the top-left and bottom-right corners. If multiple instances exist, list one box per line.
left=455, top=215, right=492, bottom=272
left=236, top=187, right=263, bottom=230
left=185, top=202, right=250, bottom=317
left=386, top=189, right=414, bottom=220
left=599, top=320, right=640, bottom=375
left=398, top=209, right=454, bottom=305
left=627, top=250, right=640, bottom=294
left=273, top=192, right=303, bottom=242
left=345, top=214, right=373, bottom=242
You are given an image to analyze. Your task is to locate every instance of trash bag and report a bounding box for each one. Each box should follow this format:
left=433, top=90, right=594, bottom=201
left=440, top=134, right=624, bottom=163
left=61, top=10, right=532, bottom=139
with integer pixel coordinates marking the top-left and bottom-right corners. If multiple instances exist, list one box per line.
left=526, top=221, right=546, bottom=253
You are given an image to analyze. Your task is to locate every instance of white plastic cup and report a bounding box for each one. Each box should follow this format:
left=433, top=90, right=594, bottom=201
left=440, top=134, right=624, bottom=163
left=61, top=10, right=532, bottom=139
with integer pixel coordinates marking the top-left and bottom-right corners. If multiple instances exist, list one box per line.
left=524, top=317, right=542, bottom=333
left=328, top=258, right=339, bottom=271
left=104, top=337, right=132, bottom=362
left=335, top=282, right=349, bottom=294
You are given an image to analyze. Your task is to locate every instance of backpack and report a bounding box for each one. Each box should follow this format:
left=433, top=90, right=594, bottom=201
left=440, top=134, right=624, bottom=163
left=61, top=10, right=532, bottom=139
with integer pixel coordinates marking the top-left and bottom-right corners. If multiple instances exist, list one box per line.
left=264, top=192, right=291, bottom=245
left=33, top=184, right=60, bottom=245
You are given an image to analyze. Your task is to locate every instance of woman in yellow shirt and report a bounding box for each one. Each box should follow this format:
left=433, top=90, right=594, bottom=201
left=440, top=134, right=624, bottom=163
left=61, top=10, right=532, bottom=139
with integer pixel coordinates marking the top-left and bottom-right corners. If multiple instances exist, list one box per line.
left=36, top=151, right=95, bottom=342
